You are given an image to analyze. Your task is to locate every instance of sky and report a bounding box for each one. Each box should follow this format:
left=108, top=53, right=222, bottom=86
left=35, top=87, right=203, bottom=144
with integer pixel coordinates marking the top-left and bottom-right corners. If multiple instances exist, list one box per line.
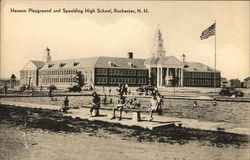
left=1, top=1, right=249, bottom=81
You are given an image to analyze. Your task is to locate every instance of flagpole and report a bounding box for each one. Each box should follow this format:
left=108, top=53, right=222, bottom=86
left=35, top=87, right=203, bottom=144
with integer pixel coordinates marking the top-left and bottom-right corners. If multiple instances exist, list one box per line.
left=214, top=20, right=216, bottom=99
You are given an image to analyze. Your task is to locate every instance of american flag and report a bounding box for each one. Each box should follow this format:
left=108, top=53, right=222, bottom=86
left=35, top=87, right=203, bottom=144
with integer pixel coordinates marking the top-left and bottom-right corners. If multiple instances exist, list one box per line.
left=200, top=23, right=216, bottom=40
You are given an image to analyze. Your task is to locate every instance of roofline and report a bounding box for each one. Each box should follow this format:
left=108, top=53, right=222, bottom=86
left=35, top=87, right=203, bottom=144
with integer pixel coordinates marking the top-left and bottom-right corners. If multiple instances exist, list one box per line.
left=44, top=57, right=100, bottom=63
left=98, top=56, right=145, bottom=60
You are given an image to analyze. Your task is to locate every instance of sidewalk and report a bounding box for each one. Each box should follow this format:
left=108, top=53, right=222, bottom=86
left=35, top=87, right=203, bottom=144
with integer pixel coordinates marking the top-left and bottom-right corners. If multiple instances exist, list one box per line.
left=1, top=100, right=249, bottom=135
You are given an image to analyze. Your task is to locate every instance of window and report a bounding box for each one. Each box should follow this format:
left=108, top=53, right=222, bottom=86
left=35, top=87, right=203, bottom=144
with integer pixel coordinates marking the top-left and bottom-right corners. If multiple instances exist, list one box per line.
left=96, top=69, right=100, bottom=75
left=104, top=77, right=107, bottom=84
left=109, top=69, right=112, bottom=75
left=111, top=78, right=114, bottom=84
left=133, top=70, right=136, bottom=76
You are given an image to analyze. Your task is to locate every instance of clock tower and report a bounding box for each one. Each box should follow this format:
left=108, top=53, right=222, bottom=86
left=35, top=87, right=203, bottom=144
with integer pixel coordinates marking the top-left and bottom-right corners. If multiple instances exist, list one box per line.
left=151, top=28, right=166, bottom=58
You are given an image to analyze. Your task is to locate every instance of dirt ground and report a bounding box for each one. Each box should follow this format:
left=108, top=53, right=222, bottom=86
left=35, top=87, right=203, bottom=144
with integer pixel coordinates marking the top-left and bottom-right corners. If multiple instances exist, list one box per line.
left=0, top=105, right=249, bottom=160
left=1, top=124, right=249, bottom=160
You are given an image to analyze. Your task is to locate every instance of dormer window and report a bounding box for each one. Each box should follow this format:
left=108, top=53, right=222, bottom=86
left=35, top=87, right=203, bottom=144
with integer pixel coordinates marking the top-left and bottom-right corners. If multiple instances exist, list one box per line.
left=73, top=62, right=79, bottom=66
left=184, top=65, right=189, bottom=68
left=108, top=61, right=117, bottom=67
left=48, top=64, right=54, bottom=68
left=60, top=63, right=66, bottom=67
left=128, top=62, right=136, bottom=68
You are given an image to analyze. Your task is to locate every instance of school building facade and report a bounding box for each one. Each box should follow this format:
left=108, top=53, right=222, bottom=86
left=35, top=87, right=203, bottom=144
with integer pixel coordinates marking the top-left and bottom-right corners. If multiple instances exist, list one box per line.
left=20, top=28, right=221, bottom=88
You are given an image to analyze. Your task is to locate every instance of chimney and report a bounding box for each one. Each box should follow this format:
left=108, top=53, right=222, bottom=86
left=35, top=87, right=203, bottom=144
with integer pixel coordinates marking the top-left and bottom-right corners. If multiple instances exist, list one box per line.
left=128, top=52, right=133, bottom=59
left=45, top=47, right=52, bottom=63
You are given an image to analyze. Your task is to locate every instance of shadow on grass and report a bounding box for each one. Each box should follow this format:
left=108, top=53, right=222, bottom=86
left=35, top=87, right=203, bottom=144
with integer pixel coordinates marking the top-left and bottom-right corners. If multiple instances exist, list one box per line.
left=0, top=104, right=249, bottom=148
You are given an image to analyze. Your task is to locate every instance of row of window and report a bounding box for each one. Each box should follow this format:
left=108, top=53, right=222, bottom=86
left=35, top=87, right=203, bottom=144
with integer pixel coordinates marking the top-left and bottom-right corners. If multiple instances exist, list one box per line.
left=184, top=79, right=220, bottom=85
left=96, top=77, right=147, bottom=85
left=40, top=70, right=78, bottom=76
left=20, top=70, right=36, bottom=76
left=184, top=72, right=220, bottom=79
left=109, top=69, right=137, bottom=76
left=96, top=69, right=108, bottom=75
left=41, top=77, right=75, bottom=84
left=20, top=75, right=36, bottom=79
left=96, top=68, right=148, bottom=76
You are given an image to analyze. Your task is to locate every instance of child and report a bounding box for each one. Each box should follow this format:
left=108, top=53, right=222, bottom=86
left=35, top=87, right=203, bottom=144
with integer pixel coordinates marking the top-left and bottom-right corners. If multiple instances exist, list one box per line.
left=59, top=96, right=69, bottom=112
left=111, top=95, right=128, bottom=121
left=130, top=98, right=141, bottom=109
left=90, top=92, right=101, bottom=117
left=193, top=101, right=197, bottom=107
left=148, top=95, right=158, bottom=121
left=102, top=94, right=108, bottom=104
left=157, top=93, right=164, bottom=115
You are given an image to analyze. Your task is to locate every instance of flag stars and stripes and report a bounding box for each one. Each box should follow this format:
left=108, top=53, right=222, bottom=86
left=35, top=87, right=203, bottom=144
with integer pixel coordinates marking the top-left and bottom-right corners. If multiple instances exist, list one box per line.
left=200, top=23, right=216, bottom=40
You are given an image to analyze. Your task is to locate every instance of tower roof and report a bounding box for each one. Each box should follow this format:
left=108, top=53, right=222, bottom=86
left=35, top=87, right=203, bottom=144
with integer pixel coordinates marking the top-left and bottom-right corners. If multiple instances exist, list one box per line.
left=151, top=26, right=165, bottom=58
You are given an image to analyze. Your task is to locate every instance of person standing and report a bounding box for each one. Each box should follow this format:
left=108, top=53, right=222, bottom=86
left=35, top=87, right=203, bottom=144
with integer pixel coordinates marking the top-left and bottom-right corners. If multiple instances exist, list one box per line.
left=157, top=93, right=164, bottom=115
left=3, top=84, right=8, bottom=95
left=124, top=83, right=128, bottom=95
left=108, top=87, right=111, bottom=96
left=148, top=94, right=158, bottom=121
left=102, top=94, right=107, bottom=104
left=90, top=92, right=101, bottom=117
left=64, top=96, right=69, bottom=108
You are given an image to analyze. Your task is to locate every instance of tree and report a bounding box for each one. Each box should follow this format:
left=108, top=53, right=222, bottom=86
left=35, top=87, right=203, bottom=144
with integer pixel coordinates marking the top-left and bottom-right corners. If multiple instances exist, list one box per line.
left=75, top=71, right=84, bottom=87
left=229, top=79, right=241, bottom=88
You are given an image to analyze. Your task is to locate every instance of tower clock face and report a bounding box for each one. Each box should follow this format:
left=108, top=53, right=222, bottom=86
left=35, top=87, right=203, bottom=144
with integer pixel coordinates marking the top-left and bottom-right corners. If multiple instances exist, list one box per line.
left=159, top=43, right=162, bottom=47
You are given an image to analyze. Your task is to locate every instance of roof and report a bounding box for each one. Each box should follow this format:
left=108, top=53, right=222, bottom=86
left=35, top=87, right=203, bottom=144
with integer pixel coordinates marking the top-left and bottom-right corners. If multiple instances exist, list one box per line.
left=40, top=56, right=147, bottom=70
left=182, top=61, right=220, bottom=72
left=158, top=56, right=183, bottom=67
left=40, top=57, right=99, bottom=70
left=144, top=56, right=183, bottom=68
left=30, top=60, right=45, bottom=69
left=95, top=57, right=147, bottom=69
left=144, top=57, right=159, bottom=66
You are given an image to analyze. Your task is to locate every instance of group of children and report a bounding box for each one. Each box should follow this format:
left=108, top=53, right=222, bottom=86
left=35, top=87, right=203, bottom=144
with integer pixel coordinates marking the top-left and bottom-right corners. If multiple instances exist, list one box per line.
left=59, top=91, right=164, bottom=121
